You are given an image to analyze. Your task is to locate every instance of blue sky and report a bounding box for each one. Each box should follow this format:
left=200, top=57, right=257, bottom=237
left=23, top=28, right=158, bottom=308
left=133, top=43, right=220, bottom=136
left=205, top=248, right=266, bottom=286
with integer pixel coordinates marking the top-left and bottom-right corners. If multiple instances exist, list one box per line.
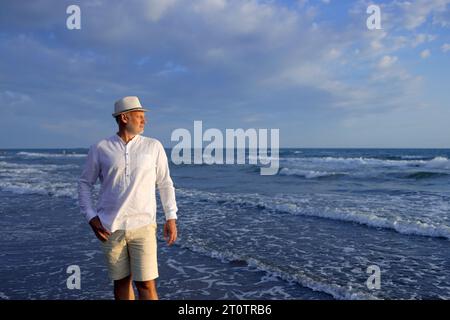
left=0, top=0, right=449, bottom=148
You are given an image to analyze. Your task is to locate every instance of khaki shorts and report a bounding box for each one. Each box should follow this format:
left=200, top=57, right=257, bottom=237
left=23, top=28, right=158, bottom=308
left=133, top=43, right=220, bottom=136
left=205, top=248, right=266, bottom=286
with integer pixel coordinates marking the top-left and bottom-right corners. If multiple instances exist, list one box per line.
left=100, top=223, right=158, bottom=282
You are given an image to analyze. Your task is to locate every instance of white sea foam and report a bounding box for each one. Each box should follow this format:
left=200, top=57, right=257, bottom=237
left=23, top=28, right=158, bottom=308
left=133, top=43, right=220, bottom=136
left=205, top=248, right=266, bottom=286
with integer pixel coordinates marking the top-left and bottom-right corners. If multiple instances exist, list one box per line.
left=16, top=151, right=86, bottom=158
left=0, top=159, right=82, bottom=198
left=425, top=156, right=450, bottom=169
left=284, top=156, right=449, bottom=169
left=266, top=203, right=450, bottom=240
left=0, top=181, right=78, bottom=199
left=0, top=292, right=10, bottom=300
left=247, top=155, right=280, bottom=162
left=177, top=189, right=450, bottom=240
left=276, top=156, right=450, bottom=180
left=0, top=167, right=44, bottom=175
left=279, top=168, right=344, bottom=178
left=0, top=159, right=93, bottom=200
left=177, top=239, right=378, bottom=300
left=0, top=161, right=78, bottom=170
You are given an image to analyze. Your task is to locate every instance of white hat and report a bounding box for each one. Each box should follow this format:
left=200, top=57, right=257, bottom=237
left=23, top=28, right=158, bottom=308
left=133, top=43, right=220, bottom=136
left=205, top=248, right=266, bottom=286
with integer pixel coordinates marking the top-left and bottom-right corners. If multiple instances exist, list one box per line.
left=112, top=96, right=149, bottom=117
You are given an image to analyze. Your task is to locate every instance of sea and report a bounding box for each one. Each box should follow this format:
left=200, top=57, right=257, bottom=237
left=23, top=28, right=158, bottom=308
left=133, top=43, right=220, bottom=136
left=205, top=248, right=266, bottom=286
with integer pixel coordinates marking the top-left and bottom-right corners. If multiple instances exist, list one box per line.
left=0, top=147, right=449, bottom=300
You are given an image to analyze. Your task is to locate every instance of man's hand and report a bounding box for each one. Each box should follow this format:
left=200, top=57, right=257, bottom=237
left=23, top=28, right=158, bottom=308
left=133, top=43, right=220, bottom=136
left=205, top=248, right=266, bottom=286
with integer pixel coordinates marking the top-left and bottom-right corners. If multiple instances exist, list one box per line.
left=89, top=216, right=111, bottom=242
left=164, top=219, right=177, bottom=246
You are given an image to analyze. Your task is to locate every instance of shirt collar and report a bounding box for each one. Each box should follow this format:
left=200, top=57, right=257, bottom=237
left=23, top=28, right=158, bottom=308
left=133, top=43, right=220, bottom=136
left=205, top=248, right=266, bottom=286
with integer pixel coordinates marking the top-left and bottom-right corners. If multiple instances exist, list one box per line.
left=113, top=133, right=140, bottom=146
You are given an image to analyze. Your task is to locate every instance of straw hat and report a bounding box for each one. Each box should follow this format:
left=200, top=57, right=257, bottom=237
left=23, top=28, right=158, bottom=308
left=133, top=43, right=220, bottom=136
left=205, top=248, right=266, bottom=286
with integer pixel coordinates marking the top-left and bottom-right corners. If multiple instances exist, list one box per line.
left=112, top=96, right=149, bottom=117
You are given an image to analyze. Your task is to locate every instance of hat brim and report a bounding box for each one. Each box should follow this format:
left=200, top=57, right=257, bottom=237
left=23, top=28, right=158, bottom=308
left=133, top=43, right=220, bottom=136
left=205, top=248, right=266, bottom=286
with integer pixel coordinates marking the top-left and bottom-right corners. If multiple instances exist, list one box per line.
left=112, top=107, right=149, bottom=117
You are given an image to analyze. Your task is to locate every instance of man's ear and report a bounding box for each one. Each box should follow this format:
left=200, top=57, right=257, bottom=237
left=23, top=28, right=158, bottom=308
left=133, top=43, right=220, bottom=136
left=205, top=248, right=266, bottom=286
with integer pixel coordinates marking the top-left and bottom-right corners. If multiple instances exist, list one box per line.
left=121, top=113, right=128, bottom=124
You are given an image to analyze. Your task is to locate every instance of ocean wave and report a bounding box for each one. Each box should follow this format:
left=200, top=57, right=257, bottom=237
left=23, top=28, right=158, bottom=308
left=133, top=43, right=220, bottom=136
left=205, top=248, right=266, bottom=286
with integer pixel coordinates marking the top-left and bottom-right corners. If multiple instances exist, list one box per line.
left=278, top=204, right=450, bottom=240
left=0, top=181, right=78, bottom=199
left=247, top=155, right=280, bottom=163
left=425, top=156, right=450, bottom=169
left=177, top=189, right=450, bottom=240
left=177, top=239, right=377, bottom=300
left=0, top=292, right=10, bottom=300
left=278, top=168, right=346, bottom=179
left=403, top=171, right=450, bottom=180
left=263, top=203, right=450, bottom=240
left=16, top=151, right=86, bottom=158
left=274, top=156, right=450, bottom=180
left=400, top=155, right=429, bottom=160
left=0, top=167, right=45, bottom=175
left=0, top=161, right=79, bottom=170
left=283, top=156, right=449, bottom=169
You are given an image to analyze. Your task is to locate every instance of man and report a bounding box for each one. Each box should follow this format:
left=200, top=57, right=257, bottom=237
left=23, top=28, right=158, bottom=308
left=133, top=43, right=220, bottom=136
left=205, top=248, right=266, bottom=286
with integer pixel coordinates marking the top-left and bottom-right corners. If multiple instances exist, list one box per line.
left=78, top=96, right=178, bottom=300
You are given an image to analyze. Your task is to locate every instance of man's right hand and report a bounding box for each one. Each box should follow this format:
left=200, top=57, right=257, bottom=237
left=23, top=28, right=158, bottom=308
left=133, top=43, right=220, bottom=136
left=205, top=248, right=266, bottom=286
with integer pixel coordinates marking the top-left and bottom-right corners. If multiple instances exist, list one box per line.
left=89, top=216, right=111, bottom=242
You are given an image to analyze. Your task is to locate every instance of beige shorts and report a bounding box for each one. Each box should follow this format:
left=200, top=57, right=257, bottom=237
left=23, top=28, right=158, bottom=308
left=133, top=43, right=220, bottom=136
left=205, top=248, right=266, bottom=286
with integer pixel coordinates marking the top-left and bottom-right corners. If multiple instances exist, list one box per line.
left=100, top=223, right=158, bottom=282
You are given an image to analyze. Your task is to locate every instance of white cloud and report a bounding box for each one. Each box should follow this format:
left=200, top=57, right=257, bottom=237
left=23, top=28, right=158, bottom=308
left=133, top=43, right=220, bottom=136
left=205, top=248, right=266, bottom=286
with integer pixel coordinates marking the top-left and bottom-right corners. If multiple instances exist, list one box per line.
left=411, top=33, right=437, bottom=47
left=205, top=48, right=226, bottom=60
left=0, top=90, right=32, bottom=108
left=420, top=49, right=431, bottom=58
left=378, top=55, right=398, bottom=68
left=397, top=0, right=450, bottom=30
left=144, top=0, right=178, bottom=22
left=442, top=43, right=450, bottom=52
left=193, top=0, right=227, bottom=13
left=325, top=48, right=341, bottom=60
left=155, top=61, right=188, bottom=76
left=0, top=0, right=438, bottom=131
left=40, top=119, right=107, bottom=138
left=369, top=31, right=388, bottom=51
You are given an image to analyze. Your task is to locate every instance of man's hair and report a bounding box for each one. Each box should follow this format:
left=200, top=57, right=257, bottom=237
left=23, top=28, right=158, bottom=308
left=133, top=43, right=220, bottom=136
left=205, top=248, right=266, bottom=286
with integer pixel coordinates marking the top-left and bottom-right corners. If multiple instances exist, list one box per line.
left=115, top=113, right=129, bottom=125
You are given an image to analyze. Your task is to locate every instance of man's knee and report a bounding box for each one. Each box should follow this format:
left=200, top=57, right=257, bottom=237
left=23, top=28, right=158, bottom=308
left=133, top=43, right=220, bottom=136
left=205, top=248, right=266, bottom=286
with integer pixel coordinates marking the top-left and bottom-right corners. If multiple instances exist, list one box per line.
left=114, top=275, right=132, bottom=287
left=134, top=280, right=156, bottom=291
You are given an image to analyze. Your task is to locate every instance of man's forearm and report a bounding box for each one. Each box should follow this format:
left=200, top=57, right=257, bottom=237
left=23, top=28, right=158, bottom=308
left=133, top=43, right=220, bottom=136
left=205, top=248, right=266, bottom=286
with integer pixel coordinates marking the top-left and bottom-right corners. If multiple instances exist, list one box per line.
left=78, top=180, right=97, bottom=222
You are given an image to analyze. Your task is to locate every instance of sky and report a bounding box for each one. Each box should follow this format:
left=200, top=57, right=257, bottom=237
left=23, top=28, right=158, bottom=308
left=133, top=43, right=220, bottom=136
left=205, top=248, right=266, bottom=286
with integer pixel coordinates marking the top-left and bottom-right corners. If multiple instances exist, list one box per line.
left=0, top=0, right=449, bottom=148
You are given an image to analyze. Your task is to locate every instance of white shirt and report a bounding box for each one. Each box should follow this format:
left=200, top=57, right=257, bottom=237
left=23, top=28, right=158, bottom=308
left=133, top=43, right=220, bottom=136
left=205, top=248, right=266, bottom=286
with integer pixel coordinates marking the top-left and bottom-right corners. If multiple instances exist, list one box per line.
left=78, top=134, right=178, bottom=232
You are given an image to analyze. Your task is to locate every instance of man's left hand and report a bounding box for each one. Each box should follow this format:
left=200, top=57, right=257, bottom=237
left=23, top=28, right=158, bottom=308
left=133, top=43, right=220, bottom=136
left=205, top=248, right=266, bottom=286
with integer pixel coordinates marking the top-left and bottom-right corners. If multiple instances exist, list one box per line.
left=164, top=219, right=177, bottom=246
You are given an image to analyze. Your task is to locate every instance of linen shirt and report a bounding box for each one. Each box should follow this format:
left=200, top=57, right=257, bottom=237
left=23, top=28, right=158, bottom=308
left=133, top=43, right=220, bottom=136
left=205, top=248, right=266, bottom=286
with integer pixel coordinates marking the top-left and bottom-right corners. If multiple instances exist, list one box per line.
left=78, top=134, right=178, bottom=232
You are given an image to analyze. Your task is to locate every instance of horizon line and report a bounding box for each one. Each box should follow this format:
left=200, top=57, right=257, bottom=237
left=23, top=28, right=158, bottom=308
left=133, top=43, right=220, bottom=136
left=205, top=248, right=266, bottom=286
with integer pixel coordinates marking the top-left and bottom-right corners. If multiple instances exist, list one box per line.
left=1, top=146, right=450, bottom=150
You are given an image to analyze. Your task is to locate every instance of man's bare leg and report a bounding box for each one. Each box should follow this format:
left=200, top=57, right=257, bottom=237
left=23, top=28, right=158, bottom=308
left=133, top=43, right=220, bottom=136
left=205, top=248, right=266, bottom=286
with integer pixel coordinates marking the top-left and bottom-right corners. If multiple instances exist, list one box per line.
left=134, top=280, right=158, bottom=300
left=114, top=275, right=135, bottom=300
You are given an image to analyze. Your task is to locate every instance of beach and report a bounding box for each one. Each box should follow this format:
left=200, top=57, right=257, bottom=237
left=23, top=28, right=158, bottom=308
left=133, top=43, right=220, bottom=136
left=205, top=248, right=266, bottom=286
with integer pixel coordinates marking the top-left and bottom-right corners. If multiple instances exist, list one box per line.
left=0, top=148, right=449, bottom=299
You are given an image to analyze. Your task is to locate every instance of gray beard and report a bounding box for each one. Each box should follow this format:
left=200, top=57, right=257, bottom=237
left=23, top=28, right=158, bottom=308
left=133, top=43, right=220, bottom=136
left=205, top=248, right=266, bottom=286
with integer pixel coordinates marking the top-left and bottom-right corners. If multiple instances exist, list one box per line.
left=126, top=124, right=144, bottom=135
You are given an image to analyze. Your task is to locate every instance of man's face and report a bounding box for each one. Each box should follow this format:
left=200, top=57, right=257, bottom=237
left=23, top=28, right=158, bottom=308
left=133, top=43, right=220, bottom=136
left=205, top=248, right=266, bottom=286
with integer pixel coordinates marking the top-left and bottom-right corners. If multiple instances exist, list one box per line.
left=123, top=111, right=147, bottom=135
